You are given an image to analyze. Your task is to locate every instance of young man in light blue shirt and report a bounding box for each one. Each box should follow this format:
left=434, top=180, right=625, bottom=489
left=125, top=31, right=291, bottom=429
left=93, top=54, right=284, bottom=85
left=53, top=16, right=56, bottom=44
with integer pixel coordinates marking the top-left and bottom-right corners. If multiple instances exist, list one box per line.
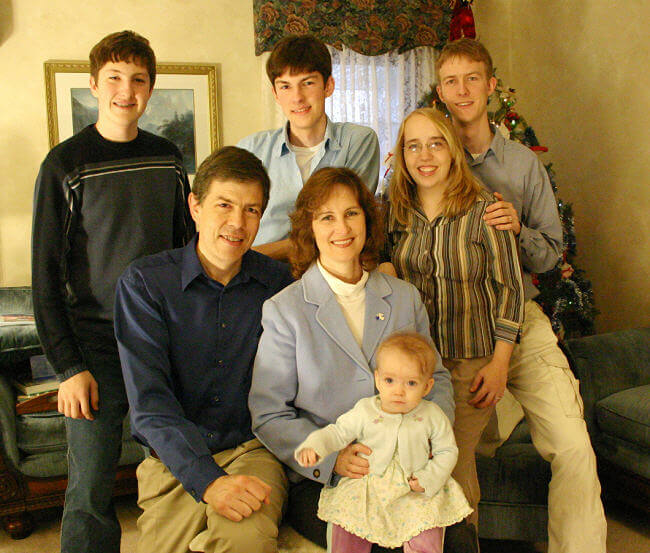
left=238, top=35, right=380, bottom=260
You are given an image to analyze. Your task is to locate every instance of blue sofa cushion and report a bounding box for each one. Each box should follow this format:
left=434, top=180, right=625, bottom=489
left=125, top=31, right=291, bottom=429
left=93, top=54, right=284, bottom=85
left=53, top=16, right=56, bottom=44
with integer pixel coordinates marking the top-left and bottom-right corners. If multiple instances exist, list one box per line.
left=597, top=433, right=650, bottom=480
left=477, top=420, right=551, bottom=506
left=0, top=287, right=42, bottom=368
left=0, top=322, right=41, bottom=369
left=596, top=385, right=650, bottom=450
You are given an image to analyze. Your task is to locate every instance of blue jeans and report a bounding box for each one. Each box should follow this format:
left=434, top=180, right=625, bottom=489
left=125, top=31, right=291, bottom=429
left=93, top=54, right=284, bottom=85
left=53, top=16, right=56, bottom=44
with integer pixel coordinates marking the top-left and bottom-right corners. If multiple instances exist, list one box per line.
left=61, top=347, right=128, bottom=553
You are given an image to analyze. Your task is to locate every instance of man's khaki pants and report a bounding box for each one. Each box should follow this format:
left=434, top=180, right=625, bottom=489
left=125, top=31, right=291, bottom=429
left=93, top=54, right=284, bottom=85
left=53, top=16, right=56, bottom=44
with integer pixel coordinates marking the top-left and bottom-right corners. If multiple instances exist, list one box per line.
left=447, top=301, right=607, bottom=553
left=135, top=438, right=288, bottom=553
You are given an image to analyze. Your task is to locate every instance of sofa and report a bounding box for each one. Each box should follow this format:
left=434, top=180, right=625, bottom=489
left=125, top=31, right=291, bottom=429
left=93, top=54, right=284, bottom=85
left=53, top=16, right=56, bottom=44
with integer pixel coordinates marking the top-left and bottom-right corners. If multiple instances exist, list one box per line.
left=475, top=405, right=551, bottom=541
left=0, top=287, right=144, bottom=539
left=2, top=283, right=647, bottom=546
left=476, top=327, right=650, bottom=540
left=565, top=327, right=650, bottom=512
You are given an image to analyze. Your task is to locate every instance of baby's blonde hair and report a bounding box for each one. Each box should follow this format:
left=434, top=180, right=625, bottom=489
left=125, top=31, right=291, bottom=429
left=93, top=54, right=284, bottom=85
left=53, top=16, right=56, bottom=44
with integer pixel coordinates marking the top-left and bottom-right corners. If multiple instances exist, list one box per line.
left=376, top=332, right=437, bottom=378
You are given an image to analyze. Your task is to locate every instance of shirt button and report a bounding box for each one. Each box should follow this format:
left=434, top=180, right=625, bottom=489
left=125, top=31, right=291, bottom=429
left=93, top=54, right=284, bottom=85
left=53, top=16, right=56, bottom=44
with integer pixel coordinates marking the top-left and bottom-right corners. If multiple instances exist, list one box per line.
left=218, top=360, right=223, bottom=365
left=207, top=432, right=214, bottom=439
left=313, top=469, right=320, bottom=478
left=213, top=396, right=220, bottom=403
left=221, top=323, right=227, bottom=328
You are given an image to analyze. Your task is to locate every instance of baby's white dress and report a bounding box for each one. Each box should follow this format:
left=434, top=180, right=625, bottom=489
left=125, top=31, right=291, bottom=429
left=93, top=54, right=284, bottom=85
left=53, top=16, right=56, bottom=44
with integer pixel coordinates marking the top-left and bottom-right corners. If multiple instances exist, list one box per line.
left=298, top=396, right=472, bottom=548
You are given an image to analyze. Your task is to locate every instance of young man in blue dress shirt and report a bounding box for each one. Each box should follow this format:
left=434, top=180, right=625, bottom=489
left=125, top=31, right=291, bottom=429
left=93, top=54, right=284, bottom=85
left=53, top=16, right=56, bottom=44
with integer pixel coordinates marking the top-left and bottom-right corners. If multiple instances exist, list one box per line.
left=238, top=34, right=380, bottom=261
left=114, top=147, right=293, bottom=553
left=436, top=38, right=606, bottom=553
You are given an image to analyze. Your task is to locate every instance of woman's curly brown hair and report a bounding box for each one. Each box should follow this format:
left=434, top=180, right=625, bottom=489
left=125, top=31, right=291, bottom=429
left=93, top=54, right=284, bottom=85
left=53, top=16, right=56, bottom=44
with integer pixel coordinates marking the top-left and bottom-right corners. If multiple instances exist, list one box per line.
left=288, top=167, right=384, bottom=279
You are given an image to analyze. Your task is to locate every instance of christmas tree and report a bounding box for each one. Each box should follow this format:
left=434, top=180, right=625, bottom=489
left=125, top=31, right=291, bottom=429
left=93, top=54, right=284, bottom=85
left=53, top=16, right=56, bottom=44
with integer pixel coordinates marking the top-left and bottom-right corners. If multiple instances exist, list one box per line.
left=416, top=80, right=598, bottom=339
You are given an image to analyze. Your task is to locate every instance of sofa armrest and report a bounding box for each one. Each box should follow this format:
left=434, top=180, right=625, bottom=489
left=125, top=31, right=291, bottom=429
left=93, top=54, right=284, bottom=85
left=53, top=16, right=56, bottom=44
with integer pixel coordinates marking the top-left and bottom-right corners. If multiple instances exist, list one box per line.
left=0, top=373, right=21, bottom=470
left=0, top=287, right=42, bottom=372
left=565, top=328, right=650, bottom=435
left=0, top=287, right=34, bottom=314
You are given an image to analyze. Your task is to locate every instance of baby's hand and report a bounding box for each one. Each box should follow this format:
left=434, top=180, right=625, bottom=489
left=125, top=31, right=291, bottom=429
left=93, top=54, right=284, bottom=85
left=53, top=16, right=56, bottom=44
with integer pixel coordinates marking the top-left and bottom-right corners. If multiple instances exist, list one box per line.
left=297, top=448, right=320, bottom=467
left=408, top=476, right=425, bottom=493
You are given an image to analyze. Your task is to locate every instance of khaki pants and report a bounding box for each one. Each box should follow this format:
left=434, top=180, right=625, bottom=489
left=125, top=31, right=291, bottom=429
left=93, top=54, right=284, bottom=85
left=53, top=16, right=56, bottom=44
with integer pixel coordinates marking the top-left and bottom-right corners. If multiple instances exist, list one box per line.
left=448, top=301, right=606, bottom=553
left=446, top=356, right=493, bottom=532
left=135, top=438, right=288, bottom=553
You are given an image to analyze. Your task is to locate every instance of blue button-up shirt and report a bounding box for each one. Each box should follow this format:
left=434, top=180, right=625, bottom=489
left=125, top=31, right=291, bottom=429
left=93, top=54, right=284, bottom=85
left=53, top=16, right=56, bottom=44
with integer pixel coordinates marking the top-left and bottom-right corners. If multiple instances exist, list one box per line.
left=467, top=129, right=563, bottom=300
left=114, top=235, right=293, bottom=501
left=238, top=117, right=380, bottom=246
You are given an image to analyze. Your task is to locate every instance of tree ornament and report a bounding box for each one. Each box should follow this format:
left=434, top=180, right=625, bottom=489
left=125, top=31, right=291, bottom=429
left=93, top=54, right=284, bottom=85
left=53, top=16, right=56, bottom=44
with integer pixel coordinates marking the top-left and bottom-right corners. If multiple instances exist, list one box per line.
left=449, top=1, right=476, bottom=41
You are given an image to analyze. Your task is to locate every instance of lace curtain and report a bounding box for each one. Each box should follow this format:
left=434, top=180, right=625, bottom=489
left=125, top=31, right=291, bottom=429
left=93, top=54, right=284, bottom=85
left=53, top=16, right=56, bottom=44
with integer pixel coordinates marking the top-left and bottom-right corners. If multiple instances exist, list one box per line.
left=259, top=45, right=438, bottom=186
left=326, top=45, right=438, bottom=183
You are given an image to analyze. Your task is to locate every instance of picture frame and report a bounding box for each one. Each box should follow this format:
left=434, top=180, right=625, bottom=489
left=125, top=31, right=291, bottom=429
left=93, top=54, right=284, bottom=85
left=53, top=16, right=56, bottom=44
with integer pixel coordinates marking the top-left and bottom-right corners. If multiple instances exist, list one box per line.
left=44, top=61, right=219, bottom=175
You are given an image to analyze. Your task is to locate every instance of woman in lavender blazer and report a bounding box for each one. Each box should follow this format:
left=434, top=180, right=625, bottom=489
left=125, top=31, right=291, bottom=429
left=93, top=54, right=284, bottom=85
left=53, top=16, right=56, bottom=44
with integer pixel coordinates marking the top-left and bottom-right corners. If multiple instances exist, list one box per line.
left=248, top=167, right=453, bottom=549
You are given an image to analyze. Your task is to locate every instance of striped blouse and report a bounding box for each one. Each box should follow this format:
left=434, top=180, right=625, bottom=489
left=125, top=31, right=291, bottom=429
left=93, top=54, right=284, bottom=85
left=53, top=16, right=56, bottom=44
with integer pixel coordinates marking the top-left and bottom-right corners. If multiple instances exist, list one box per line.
left=384, top=189, right=524, bottom=359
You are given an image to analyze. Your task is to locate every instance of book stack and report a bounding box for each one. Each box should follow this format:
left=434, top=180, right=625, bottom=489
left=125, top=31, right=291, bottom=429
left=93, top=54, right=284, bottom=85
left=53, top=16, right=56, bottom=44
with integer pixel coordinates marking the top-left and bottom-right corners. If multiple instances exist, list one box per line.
left=13, top=354, right=59, bottom=400
left=0, top=314, right=35, bottom=326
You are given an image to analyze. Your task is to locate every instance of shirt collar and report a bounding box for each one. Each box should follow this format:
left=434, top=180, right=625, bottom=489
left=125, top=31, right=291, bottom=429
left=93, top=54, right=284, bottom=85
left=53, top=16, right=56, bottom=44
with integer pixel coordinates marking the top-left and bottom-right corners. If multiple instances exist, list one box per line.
left=466, top=124, right=505, bottom=166
left=277, top=115, right=336, bottom=156
left=302, top=262, right=391, bottom=305
left=180, top=234, right=276, bottom=290
left=323, top=116, right=341, bottom=151
left=181, top=234, right=205, bottom=290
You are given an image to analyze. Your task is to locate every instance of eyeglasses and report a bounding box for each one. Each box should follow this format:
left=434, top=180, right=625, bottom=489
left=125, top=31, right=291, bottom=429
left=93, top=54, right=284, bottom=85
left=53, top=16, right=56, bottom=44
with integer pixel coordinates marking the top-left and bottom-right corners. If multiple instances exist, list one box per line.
left=403, top=140, right=448, bottom=155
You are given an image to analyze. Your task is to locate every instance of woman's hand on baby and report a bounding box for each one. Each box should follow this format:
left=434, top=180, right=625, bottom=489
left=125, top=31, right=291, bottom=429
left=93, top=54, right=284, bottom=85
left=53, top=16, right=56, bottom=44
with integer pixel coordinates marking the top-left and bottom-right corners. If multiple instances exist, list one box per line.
left=334, top=443, right=372, bottom=478
left=408, top=476, right=425, bottom=493
left=297, top=448, right=320, bottom=467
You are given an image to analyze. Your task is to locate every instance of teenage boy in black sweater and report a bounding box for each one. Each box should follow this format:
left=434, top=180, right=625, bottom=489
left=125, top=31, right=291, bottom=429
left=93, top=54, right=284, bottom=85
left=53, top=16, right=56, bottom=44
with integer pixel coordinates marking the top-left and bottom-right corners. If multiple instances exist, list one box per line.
left=32, top=30, right=193, bottom=553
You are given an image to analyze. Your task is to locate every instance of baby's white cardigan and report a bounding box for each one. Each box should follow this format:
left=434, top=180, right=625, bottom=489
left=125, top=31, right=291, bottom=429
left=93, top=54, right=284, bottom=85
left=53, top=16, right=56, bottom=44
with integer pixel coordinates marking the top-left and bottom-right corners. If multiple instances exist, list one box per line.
left=295, top=395, right=458, bottom=498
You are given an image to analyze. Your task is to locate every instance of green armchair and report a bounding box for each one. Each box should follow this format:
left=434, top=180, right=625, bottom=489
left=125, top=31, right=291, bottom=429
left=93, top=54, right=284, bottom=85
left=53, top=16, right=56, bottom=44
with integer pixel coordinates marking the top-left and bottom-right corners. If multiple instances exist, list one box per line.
left=565, top=327, right=650, bottom=512
left=0, top=287, right=144, bottom=539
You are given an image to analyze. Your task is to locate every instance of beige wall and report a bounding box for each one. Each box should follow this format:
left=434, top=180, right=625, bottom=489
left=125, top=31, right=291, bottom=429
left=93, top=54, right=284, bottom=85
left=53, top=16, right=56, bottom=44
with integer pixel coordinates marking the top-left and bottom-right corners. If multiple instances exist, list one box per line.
left=475, top=0, right=650, bottom=332
left=0, top=0, right=264, bottom=286
left=2, top=1, right=648, bottom=332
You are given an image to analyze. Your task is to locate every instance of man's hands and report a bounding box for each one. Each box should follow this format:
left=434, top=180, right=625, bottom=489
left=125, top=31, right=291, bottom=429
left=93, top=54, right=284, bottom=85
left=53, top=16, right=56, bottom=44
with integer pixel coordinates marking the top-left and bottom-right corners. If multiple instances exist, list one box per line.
left=484, top=192, right=521, bottom=235
left=203, top=474, right=271, bottom=522
left=58, top=370, right=99, bottom=420
left=296, top=447, right=320, bottom=467
left=334, top=443, right=372, bottom=479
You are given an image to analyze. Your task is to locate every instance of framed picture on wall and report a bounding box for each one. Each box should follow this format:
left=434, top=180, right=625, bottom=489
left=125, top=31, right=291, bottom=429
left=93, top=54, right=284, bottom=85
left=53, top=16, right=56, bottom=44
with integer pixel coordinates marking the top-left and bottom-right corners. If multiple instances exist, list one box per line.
left=44, top=61, right=220, bottom=175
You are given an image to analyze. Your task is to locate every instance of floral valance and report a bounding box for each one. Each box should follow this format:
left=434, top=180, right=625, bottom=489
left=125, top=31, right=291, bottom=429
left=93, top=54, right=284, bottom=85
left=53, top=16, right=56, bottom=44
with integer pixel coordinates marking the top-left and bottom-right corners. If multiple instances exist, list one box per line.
left=254, top=1, right=453, bottom=56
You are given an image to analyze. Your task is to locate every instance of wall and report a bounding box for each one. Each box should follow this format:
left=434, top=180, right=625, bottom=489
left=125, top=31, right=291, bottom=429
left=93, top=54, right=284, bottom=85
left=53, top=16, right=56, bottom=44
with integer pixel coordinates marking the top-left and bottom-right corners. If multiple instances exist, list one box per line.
left=0, top=0, right=265, bottom=286
left=2, top=1, right=648, bottom=333
left=474, top=0, right=650, bottom=332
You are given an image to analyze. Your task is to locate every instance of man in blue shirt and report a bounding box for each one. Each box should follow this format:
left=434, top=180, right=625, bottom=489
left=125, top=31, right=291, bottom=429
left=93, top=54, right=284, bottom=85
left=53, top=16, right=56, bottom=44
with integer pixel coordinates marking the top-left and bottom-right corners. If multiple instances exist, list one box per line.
left=238, top=35, right=380, bottom=261
left=114, top=146, right=293, bottom=553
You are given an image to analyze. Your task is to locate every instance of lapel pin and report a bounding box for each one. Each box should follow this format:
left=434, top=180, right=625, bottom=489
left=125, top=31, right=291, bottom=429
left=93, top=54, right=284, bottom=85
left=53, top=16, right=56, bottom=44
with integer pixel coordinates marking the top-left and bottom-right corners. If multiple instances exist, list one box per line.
left=375, top=313, right=385, bottom=321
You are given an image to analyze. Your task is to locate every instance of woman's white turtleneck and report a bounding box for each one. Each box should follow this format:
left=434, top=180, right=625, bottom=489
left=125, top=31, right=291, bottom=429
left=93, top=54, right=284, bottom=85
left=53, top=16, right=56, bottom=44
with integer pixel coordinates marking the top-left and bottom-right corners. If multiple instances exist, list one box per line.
left=317, top=259, right=369, bottom=347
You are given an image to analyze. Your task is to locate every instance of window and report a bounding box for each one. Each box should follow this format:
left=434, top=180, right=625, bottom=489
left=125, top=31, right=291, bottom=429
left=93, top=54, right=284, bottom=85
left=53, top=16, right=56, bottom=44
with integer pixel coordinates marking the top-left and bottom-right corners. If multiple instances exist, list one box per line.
left=326, top=45, right=438, bottom=190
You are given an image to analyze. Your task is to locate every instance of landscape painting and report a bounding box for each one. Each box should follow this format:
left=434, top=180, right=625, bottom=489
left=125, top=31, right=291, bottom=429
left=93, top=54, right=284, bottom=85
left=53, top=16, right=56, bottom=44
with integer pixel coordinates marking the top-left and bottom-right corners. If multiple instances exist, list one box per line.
left=45, top=61, right=219, bottom=178
left=71, top=88, right=198, bottom=173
